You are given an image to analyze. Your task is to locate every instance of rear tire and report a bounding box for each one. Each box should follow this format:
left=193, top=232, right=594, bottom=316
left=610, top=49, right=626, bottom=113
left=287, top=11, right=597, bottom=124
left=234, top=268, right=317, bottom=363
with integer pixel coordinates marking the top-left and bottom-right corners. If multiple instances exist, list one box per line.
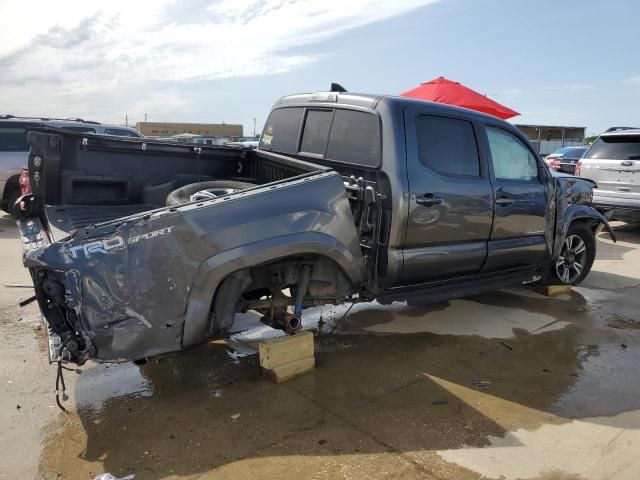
left=166, top=180, right=255, bottom=206
left=544, top=222, right=595, bottom=285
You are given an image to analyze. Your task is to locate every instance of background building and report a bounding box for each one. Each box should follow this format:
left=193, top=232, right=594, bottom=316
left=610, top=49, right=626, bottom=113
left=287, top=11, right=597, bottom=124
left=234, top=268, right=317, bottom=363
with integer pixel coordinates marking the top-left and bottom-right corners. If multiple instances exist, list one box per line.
left=515, top=124, right=586, bottom=156
left=136, top=121, right=243, bottom=137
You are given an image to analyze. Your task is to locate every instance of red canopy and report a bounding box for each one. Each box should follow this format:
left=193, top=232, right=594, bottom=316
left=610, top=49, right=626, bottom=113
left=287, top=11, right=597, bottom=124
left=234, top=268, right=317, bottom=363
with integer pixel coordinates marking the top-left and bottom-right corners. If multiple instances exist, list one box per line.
left=400, top=77, right=519, bottom=120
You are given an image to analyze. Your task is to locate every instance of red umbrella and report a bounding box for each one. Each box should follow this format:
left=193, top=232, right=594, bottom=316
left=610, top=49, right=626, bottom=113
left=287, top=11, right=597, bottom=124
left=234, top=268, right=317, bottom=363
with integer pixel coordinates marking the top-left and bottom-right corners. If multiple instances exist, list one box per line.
left=400, top=77, right=519, bottom=120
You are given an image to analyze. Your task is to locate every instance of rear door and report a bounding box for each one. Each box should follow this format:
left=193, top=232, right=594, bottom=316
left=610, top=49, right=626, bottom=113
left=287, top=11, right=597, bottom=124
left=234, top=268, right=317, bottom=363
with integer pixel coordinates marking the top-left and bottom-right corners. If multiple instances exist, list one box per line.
left=481, top=124, right=551, bottom=271
left=579, top=134, right=640, bottom=207
left=401, top=110, right=493, bottom=284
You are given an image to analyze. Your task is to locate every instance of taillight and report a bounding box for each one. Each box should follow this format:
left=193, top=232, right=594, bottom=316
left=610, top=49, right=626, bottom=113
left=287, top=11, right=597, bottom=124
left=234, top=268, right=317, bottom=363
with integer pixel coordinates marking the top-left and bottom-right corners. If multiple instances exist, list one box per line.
left=19, top=168, right=32, bottom=195
left=575, top=161, right=582, bottom=176
left=548, top=159, right=561, bottom=170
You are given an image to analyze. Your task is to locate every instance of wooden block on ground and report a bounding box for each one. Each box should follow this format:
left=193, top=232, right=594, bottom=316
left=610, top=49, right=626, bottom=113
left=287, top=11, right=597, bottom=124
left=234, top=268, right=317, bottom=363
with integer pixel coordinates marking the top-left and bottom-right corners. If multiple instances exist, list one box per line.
left=259, top=331, right=314, bottom=369
left=263, top=355, right=315, bottom=384
left=535, top=284, right=572, bottom=297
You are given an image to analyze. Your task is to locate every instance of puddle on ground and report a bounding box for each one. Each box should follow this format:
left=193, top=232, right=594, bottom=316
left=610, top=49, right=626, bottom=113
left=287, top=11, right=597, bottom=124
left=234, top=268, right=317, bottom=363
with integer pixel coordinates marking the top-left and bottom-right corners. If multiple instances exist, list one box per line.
left=76, top=362, right=153, bottom=410
left=222, top=287, right=585, bottom=358
left=553, top=342, right=640, bottom=418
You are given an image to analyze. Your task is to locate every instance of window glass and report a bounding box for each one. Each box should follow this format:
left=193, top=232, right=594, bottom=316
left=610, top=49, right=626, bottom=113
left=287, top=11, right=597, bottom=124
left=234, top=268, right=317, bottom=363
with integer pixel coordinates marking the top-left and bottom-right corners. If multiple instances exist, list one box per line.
left=416, top=115, right=480, bottom=176
left=0, top=127, right=28, bottom=152
left=105, top=128, right=138, bottom=137
left=60, top=126, right=96, bottom=134
left=325, top=109, right=380, bottom=167
left=562, top=147, right=587, bottom=159
left=585, top=136, right=640, bottom=160
left=299, top=109, right=332, bottom=155
left=259, top=107, right=304, bottom=154
left=487, top=127, right=539, bottom=181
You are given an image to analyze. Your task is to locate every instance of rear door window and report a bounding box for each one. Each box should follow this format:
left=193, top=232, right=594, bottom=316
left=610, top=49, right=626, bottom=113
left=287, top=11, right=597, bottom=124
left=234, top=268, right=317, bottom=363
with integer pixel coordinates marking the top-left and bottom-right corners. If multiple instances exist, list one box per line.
left=415, top=115, right=480, bottom=176
left=259, top=107, right=304, bottom=154
left=60, top=126, right=96, bottom=134
left=0, top=127, right=29, bottom=152
left=105, top=128, right=139, bottom=137
left=325, top=109, right=380, bottom=167
left=585, top=136, right=640, bottom=160
left=299, top=109, right=332, bottom=156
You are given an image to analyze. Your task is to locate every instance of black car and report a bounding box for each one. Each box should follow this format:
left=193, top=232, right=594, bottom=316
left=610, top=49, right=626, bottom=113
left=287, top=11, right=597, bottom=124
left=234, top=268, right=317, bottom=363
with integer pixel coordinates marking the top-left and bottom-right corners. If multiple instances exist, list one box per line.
left=545, top=146, right=588, bottom=174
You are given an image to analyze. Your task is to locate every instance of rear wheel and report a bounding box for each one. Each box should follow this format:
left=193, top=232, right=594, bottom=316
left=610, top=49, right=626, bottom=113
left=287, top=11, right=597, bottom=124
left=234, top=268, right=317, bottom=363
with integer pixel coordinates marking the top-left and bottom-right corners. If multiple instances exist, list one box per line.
left=545, top=222, right=595, bottom=285
left=166, top=180, right=255, bottom=206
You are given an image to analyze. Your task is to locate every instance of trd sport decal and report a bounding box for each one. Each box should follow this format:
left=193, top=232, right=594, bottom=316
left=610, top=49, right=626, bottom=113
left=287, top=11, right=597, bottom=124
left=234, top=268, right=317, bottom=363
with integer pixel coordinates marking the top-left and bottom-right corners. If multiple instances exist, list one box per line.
left=68, top=226, right=174, bottom=259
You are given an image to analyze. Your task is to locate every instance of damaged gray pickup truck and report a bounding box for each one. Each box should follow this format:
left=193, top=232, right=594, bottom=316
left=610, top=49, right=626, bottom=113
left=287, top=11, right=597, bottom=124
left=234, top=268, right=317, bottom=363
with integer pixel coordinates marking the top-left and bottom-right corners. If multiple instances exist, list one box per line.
left=17, top=91, right=614, bottom=365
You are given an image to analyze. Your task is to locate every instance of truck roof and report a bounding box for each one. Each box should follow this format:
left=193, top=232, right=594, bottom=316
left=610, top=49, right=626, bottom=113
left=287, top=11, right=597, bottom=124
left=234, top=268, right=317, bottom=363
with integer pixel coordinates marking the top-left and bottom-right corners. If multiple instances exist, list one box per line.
left=600, top=128, right=640, bottom=137
left=274, top=91, right=509, bottom=123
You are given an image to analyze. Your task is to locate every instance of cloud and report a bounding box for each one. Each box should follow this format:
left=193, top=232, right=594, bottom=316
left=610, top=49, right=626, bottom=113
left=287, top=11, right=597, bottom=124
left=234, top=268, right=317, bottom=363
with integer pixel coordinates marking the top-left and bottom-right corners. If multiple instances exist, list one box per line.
left=624, top=75, right=640, bottom=84
left=0, top=0, right=437, bottom=122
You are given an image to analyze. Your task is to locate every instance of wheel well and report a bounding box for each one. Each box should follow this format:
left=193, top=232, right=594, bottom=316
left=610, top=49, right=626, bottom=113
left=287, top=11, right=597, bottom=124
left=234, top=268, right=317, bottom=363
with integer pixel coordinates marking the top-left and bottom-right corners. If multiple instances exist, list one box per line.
left=570, top=217, right=599, bottom=233
left=208, top=254, right=355, bottom=334
left=1, top=174, right=20, bottom=211
left=2, top=174, right=20, bottom=201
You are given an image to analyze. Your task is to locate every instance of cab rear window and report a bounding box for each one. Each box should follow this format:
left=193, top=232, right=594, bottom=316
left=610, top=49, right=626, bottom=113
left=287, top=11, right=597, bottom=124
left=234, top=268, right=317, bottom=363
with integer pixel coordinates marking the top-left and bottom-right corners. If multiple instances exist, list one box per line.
left=0, top=127, right=29, bottom=152
left=585, top=136, right=640, bottom=160
left=260, top=106, right=381, bottom=168
left=259, top=107, right=304, bottom=154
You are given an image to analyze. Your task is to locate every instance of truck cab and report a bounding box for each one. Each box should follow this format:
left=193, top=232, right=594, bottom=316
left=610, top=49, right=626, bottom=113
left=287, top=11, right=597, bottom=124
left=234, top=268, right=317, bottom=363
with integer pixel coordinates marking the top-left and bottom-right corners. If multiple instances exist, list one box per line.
left=259, top=93, right=554, bottom=288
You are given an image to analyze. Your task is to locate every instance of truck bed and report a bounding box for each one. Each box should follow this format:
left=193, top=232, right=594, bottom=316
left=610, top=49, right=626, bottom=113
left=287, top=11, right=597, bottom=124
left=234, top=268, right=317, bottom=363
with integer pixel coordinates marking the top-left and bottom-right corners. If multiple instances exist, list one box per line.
left=25, top=129, right=326, bottom=240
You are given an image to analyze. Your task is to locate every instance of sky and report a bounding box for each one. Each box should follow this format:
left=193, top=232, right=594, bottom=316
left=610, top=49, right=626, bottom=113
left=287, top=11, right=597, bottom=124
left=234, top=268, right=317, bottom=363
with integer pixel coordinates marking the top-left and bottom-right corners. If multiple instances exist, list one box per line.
left=0, top=0, right=638, bottom=136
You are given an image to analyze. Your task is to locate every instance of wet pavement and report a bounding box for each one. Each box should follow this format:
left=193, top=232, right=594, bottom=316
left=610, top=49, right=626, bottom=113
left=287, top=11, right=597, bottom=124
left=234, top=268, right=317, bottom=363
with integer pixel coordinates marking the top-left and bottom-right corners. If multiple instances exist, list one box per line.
left=1, top=213, right=640, bottom=479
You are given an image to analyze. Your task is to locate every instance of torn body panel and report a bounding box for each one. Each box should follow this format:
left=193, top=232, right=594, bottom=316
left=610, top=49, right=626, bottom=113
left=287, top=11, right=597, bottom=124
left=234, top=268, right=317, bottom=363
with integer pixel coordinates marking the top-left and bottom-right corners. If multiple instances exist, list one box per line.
left=24, top=172, right=365, bottom=363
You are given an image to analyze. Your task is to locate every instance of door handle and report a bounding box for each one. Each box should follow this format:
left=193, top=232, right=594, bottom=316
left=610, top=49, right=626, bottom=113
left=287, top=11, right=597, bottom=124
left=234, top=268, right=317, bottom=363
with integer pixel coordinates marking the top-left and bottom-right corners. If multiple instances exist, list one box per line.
left=495, top=196, right=515, bottom=206
left=416, top=193, right=442, bottom=207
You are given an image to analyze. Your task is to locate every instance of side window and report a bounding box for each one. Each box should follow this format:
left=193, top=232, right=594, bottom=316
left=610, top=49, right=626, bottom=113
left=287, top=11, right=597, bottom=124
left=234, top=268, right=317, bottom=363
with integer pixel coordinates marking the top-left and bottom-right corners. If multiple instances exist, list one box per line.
left=325, top=109, right=380, bottom=167
left=0, top=127, right=29, bottom=152
left=105, top=128, right=138, bottom=137
left=259, top=107, right=304, bottom=154
left=299, top=109, right=332, bottom=155
left=486, top=127, right=539, bottom=181
left=61, top=126, right=96, bottom=134
left=416, top=115, right=480, bottom=176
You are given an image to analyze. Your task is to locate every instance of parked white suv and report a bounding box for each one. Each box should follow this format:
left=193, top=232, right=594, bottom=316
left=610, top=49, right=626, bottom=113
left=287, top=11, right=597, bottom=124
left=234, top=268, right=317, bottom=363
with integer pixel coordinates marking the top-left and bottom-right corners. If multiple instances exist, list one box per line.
left=0, top=116, right=144, bottom=214
left=576, top=128, right=640, bottom=221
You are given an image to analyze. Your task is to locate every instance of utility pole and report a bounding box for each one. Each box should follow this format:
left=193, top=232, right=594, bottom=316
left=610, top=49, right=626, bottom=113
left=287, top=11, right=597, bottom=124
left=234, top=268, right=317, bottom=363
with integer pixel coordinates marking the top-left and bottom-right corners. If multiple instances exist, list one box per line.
left=125, top=114, right=128, bottom=127
left=144, top=113, right=148, bottom=123
left=253, top=117, right=256, bottom=137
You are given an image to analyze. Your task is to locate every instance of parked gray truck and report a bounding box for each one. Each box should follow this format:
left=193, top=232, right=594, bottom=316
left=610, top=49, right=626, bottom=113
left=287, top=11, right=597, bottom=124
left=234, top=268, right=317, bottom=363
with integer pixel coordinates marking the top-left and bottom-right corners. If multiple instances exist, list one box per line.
left=17, top=91, right=614, bottom=365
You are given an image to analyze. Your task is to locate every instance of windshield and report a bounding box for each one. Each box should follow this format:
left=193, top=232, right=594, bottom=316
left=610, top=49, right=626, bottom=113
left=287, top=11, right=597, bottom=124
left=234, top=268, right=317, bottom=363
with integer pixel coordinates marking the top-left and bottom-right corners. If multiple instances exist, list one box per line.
left=585, top=136, right=640, bottom=160
left=0, top=127, right=29, bottom=152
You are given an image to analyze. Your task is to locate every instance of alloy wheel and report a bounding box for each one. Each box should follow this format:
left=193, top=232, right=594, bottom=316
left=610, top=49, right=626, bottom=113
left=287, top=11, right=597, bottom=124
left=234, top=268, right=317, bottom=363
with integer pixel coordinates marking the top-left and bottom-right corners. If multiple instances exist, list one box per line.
left=555, top=234, right=588, bottom=284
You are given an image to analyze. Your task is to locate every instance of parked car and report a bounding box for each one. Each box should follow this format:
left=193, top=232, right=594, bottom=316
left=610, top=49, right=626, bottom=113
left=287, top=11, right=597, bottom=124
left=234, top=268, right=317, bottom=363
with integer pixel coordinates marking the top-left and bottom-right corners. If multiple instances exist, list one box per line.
left=0, top=115, right=143, bottom=215
left=576, top=128, right=640, bottom=221
left=545, top=146, right=588, bottom=174
left=16, top=92, right=613, bottom=365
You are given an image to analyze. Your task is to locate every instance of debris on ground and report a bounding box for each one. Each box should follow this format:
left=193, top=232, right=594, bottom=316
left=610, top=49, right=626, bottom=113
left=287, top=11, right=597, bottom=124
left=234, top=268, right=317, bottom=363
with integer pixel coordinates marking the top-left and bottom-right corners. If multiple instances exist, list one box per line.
left=471, top=379, right=491, bottom=389
left=230, top=413, right=241, bottom=421
left=91, top=474, right=135, bottom=480
left=432, top=399, right=448, bottom=405
left=499, top=341, right=513, bottom=351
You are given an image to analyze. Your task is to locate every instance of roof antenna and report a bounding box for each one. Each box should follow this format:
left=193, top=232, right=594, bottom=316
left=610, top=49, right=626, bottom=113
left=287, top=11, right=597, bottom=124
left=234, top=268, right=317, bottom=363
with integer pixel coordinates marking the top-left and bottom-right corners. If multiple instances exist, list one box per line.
left=330, top=83, right=347, bottom=93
